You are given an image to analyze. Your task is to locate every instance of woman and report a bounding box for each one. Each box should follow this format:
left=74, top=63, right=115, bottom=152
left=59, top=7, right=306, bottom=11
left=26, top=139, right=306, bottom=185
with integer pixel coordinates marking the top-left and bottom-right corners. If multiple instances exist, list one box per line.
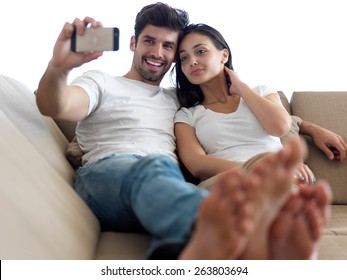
left=173, top=23, right=314, bottom=185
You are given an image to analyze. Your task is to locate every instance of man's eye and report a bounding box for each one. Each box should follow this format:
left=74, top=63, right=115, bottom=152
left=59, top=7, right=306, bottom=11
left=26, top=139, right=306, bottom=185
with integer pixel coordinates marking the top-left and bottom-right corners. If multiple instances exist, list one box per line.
left=164, top=44, right=174, bottom=50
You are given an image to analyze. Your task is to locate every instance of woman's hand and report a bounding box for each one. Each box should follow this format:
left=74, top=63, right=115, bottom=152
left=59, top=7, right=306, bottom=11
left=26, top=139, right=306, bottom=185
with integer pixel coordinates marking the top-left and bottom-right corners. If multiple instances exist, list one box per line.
left=224, top=66, right=291, bottom=137
left=294, top=162, right=316, bottom=187
left=224, top=66, right=245, bottom=96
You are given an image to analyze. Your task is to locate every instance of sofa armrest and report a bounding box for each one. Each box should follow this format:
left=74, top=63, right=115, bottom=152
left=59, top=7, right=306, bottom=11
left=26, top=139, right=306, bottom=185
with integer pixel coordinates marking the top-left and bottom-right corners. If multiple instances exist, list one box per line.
left=291, top=91, right=347, bottom=204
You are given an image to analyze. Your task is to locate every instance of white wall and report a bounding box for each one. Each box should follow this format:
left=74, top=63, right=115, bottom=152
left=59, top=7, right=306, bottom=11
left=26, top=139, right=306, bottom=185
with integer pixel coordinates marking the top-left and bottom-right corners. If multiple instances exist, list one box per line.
left=1, top=0, right=347, bottom=98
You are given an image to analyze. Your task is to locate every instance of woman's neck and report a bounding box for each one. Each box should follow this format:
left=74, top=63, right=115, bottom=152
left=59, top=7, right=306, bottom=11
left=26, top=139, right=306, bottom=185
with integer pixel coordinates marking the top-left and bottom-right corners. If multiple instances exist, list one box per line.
left=200, top=81, right=231, bottom=105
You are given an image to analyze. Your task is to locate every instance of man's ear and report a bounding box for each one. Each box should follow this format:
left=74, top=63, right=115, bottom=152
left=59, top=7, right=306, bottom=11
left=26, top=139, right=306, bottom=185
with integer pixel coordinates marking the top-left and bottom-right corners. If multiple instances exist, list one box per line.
left=130, top=35, right=136, bottom=51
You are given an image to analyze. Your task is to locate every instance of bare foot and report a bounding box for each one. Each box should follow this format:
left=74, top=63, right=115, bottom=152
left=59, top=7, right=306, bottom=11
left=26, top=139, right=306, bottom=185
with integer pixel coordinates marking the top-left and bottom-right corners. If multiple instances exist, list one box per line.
left=239, top=136, right=305, bottom=259
left=179, top=169, right=254, bottom=260
left=270, top=180, right=332, bottom=259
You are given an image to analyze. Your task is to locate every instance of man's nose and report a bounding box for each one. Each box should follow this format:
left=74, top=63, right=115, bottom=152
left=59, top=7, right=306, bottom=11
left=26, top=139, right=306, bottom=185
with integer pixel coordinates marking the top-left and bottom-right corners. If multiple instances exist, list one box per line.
left=150, top=44, right=164, bottom=58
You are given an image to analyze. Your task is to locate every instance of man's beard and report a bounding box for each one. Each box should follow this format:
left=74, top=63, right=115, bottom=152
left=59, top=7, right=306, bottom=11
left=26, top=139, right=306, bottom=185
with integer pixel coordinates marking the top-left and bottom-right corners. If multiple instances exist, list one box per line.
left=137, top=66, right=166, bottom=82
left=135, top=55, right=168, bottom=82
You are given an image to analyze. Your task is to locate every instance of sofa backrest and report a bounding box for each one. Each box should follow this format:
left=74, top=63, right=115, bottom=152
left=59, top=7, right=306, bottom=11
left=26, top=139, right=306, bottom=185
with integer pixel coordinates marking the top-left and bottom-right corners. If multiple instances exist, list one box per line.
left=291, top=91, right=347, bottom=204
left=278, top=91, right=291, bottom=114
left=0, top=75, right=75, bottom=184
left=0, top=75, right=100, bottom=259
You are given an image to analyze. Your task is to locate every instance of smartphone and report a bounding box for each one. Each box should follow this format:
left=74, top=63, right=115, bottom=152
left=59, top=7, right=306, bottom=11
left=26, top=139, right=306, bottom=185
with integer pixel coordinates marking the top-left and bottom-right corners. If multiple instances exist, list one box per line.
left=71, top=27, right=119, bottom=52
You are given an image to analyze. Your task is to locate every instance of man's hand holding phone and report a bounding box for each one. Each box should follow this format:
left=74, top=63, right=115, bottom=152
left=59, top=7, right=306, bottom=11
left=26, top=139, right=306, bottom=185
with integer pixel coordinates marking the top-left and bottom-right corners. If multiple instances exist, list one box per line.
left=50, top=17, right=111, bottom=73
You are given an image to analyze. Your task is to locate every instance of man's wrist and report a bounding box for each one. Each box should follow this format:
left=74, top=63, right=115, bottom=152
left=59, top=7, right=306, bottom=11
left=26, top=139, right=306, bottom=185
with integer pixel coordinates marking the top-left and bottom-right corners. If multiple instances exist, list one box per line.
left=299, top=120, right=319, bottom=137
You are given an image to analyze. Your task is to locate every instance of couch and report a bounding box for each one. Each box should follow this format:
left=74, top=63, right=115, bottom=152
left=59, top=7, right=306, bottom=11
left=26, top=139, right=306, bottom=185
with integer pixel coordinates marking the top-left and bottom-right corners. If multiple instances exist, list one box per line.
left=1, top=74, right=346, bottom=259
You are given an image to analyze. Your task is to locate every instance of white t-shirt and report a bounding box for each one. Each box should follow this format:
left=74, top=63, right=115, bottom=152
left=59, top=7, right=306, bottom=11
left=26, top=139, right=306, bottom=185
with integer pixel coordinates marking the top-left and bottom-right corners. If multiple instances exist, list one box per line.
left=174, top=85, right=283, bottom=163
left=71, top=70, right=179, bottom=166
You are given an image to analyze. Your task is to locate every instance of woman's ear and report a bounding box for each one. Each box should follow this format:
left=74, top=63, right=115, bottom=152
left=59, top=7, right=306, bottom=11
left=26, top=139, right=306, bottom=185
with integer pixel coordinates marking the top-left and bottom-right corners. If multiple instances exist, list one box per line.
left=221, top=49, right=229, bottom=64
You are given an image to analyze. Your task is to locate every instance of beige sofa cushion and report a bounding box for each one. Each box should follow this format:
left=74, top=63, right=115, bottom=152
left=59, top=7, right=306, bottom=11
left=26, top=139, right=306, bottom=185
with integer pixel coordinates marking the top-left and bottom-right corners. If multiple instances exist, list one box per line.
left=291, top=91, right=347, bottom=204
left=0, top=110, right=100, bottom=259
left=321, top=205, right=347, bottom=258
left=323, top=205, right=347, bottom=235
left=319, top=205, right=347, bottom=260
left=96, top=232, right=151, bottom=260
left=0, top=75, right=75, bottom=185
left=318, top=235, right=347, bottom=260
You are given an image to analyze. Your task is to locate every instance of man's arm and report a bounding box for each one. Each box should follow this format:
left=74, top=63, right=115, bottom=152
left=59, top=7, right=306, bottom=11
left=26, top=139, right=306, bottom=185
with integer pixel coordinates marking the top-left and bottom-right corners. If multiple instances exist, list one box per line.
left=36, top=17, right=103, bottom=122
left=299, top=120, right=347, bottom=162
left=36, top=64, right=90, bottom=121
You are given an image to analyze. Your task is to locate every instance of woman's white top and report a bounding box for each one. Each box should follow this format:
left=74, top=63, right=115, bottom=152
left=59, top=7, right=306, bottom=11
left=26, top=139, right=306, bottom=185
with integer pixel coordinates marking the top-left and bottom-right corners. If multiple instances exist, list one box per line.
left=174, top=85, right=283, bottom=163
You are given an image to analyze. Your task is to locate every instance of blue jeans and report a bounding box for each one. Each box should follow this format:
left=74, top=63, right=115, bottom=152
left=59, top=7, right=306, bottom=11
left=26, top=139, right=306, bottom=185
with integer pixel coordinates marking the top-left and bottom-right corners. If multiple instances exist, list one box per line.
left=74, top=153, right=208, bottom=258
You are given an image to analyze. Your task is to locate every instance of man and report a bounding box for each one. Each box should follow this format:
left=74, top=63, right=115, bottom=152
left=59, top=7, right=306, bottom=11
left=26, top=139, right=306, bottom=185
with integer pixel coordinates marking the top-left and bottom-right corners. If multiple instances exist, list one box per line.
left=36, top=2, right=331, bottom=259
left=298, top=120, right=346, bottom=162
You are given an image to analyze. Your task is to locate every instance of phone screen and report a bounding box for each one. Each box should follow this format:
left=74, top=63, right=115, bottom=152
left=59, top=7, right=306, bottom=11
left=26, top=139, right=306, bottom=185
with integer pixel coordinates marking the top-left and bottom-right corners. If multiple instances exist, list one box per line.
left=71, top=27, right=119, bottom=52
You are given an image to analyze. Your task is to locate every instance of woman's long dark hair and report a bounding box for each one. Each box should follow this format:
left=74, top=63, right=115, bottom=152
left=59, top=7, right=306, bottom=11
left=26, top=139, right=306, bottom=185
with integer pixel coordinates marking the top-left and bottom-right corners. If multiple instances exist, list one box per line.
left=171, top=24, right=234, bottom=108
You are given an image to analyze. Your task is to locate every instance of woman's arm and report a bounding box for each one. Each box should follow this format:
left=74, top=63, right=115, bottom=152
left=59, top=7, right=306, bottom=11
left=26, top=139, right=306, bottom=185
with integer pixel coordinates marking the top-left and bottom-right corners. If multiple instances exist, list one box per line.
left=174, top=122, right=242, bottom=180
left=225, top=67, right=292, bottom=137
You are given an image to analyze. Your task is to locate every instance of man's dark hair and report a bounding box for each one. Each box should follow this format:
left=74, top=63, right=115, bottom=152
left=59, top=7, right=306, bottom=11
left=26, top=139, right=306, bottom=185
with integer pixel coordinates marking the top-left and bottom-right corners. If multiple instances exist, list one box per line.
left=134, top=2, right=189, bottom=42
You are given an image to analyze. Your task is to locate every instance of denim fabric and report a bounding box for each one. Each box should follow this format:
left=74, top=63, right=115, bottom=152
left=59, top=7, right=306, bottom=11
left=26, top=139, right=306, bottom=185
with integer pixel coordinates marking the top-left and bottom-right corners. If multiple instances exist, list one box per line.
left=75, top=153, right=208, bottom=258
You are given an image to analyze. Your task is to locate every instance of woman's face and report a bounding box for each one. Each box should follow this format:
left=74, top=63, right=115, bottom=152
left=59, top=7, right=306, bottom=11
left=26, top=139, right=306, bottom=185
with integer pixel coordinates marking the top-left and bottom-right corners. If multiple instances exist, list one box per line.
left=178, top=32, right=228, bottom=85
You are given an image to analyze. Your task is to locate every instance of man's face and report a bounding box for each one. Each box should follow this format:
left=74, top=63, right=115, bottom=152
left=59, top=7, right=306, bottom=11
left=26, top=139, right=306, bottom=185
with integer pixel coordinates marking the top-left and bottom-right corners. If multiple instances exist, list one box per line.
left=130, top=24, right=179, bottom=85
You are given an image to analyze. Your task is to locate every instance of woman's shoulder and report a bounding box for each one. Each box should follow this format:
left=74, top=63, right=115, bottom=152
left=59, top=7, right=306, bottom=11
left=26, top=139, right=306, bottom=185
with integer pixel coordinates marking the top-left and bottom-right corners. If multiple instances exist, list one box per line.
left=179, top=104, right=204, bottom=115
left=252, top=84, right=278, bottom=97
left=175, top=105, right=204, bottom=123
